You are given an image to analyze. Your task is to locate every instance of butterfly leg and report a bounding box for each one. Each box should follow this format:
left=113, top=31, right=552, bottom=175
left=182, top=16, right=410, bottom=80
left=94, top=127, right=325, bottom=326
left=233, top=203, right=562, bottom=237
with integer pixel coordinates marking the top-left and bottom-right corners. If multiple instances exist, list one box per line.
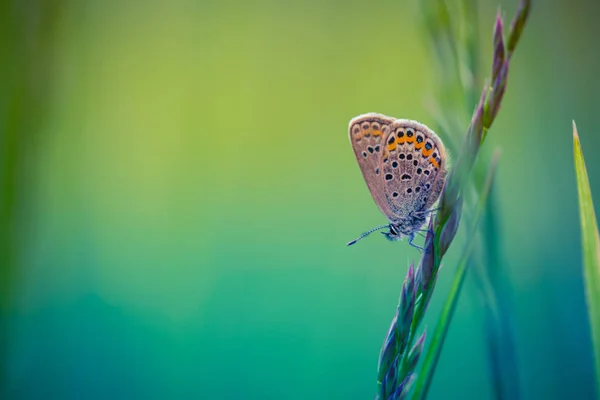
left=411, top=224, right=437, bottom=253
left=413, top=207, right=441, bottom=215
left=407, top=233, right=425, bottom=252
left=412, top=207, right=441, bottom=219
left=414, top=227, right=434, bottom=238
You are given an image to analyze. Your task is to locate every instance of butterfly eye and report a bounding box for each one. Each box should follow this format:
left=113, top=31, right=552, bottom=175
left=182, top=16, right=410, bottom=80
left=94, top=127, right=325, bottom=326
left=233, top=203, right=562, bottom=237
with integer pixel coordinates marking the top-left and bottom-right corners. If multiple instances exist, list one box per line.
left=406, top=130, right=414, bottom=137
left=385, top=174, right=393, bottom=181
left=392, top=192, right=399, bottom=198
left=392, top=161, right=398, bottom=168
left=416, top=168, right=422, bottom=174
left=425, top=142, right=432, bottom=150
left=387, top=136, right=395, bottom=145
left=416, top=136, right=423, bottom=143
left=406, top=188, right=413, bottom=193
left=398, top=130, right=405, bottom=138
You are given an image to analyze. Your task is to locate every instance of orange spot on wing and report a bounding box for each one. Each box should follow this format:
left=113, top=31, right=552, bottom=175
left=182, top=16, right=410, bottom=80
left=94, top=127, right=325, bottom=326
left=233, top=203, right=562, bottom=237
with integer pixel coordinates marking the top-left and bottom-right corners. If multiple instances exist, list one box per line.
left=397, top=136, right=406, bottom=144
left=373, top=130, right=382, bottom=136
left=406, top=136, right=415, bottom=143
left=415, top=141, right=424, bottom=149
left=387, top=141, right=397, bottom=151
left=430, top=157, right=440, bottom=169
left=422, top=147, right=433, bottom=157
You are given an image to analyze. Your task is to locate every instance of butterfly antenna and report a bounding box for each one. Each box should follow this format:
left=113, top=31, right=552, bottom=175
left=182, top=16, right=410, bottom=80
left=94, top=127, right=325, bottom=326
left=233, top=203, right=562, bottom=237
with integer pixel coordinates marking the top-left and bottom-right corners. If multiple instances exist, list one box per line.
left=346, top=225, right=389, bottom=246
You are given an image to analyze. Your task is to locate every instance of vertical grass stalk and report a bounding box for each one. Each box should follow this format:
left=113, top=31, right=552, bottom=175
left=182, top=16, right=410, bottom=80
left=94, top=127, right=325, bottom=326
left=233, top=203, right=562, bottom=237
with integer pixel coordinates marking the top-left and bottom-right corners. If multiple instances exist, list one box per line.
left=375, top=1, right=530, bottom=398
left=421, top=1, right=528, bottom=398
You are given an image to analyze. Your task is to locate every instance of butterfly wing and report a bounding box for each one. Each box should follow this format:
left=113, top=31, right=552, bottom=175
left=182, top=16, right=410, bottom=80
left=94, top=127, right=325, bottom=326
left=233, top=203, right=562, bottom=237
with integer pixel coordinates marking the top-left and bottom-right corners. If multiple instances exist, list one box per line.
left=380, top=119, right=448, bottom=223
left=348, top=113, right=397, bottom=220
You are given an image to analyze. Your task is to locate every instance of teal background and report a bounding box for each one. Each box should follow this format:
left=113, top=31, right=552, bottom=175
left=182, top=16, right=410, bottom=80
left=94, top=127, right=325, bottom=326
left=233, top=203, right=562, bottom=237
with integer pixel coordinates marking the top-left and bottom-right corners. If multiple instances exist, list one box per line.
left=1, top=0, right=599, bottom=399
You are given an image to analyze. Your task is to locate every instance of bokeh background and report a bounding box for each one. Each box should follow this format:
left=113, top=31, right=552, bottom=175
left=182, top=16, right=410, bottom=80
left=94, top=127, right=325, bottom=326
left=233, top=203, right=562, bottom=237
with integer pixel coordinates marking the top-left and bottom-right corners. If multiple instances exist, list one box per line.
left=1, top=0, right=599, bottom=399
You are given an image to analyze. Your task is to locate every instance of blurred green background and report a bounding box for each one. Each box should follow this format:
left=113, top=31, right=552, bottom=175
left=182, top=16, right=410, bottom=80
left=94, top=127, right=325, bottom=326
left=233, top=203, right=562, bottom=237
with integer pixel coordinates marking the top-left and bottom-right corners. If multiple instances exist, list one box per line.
left=1, top=0, right=599, bottom=399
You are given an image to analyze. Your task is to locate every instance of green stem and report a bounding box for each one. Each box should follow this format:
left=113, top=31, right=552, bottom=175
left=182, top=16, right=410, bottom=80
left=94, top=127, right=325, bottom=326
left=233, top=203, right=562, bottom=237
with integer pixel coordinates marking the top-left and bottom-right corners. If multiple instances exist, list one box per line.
left=412, top=152, right=500, bottom=399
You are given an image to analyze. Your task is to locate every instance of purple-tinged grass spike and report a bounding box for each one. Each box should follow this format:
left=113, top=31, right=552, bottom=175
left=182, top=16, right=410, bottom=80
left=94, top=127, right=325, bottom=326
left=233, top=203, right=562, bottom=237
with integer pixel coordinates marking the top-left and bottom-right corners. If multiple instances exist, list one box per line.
left=417, top=219, right=436, bottom=290
left=397, top=375, right=416, bottom=400
left=470, top=84, right=487, bottom=144
left=377, top=263, right=417, bottom=388
left=414, top=255, right=425, bottom=295
left=397, top=263, right=416, bottom=344
left=491, top=11, right=505, bottom=83
left=420, top=267, right=442, bottom=319
left=388, top=374, right=414, bottom=400
left=381, top=355, right=400, bottom=400
left=377, top=315, right=398, bottom=385
left=402, top=330, right=427, bottom=376
left=487, top=61, right=510, bottom=125
left=439, top=196, right=463, bottom=252
left=507, top=0, right=531, bottom=57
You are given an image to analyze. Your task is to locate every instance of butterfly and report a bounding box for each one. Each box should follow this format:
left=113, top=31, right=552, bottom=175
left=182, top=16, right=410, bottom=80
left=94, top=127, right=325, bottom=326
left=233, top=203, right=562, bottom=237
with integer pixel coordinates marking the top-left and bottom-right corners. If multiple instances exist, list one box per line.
left=347, top=113, right=448, bottom=248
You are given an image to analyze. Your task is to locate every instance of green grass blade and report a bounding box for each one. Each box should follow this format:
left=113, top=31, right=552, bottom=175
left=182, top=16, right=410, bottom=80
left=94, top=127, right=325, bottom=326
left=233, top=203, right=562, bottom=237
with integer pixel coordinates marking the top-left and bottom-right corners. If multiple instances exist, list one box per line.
left=411, top=153, right=500, bottom=399
left=573, top=121, right=600, bottom=396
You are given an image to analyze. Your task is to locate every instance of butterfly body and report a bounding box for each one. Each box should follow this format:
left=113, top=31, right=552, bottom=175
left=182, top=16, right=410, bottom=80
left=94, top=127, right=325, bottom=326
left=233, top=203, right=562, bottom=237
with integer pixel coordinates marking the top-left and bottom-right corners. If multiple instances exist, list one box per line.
left=348, top=113, right=448, bottom=246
